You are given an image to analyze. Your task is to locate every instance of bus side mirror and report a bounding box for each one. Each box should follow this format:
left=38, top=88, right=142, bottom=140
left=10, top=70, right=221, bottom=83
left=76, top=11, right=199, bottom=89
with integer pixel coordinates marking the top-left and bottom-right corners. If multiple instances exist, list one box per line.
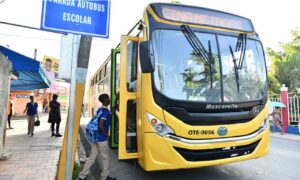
left=139, top=41, right=154, bottom=73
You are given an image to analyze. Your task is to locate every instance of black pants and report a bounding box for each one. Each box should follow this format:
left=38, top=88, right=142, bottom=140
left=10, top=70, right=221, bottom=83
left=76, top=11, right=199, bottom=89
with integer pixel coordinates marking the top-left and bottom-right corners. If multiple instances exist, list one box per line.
left=51, top=121, right=60, bottom=134
left=7, top=113, right=12, bottom=128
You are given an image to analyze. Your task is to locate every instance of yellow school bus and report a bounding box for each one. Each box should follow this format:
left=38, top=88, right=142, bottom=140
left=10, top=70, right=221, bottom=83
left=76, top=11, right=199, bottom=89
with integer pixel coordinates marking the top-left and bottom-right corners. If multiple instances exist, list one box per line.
left=88, top=3, right=269, bottom=171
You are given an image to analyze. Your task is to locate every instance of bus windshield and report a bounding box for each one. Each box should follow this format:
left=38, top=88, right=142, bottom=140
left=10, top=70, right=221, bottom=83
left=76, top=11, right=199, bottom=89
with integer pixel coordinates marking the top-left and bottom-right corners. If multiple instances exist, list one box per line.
left=152, top=29, right=267, bottom=102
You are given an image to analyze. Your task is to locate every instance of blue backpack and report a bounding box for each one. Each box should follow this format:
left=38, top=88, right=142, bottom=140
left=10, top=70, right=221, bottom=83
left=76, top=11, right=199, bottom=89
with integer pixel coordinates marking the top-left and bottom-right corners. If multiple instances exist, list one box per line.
left=86, top=109, right=102, bottom=143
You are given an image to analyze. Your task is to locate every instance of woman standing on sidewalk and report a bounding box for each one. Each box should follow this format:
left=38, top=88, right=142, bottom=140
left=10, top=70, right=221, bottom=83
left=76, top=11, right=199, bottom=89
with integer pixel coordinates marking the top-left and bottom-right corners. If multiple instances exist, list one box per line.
left=7, top=94, right=14, bottom=129
left=270, top=107, right=284, bottom=135
left=48, top=94, right=62, bottom=137
left=23, top=96, right=39, bottom=136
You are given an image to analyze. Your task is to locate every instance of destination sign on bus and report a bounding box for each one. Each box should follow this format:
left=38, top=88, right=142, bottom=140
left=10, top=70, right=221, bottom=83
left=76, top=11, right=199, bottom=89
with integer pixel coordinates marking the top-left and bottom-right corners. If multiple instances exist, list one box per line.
left=151, top=4, right=254, bottom=32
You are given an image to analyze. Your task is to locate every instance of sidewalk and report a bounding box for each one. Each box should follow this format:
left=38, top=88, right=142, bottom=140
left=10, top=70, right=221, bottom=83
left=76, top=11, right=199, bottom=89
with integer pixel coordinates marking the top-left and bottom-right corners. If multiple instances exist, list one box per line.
left=270, top=131, right=300, bottom=141
left=0, top=113, right=66, bottom=180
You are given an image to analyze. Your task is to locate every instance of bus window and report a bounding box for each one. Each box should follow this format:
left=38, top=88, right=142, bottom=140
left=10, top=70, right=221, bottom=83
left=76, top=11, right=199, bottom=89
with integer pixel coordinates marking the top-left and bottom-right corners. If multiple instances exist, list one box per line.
left=106, top=61, right=110, bottom=77
left=101, top=68, right=105, bottom=80
left=127, top=41, right=138, bottom=92
left=116, top=53, right=121, bottom=90
left=104, top=63, right=107, bottom=77
left=99, top=69, right=103, bottom=81
left=98, top=72, right=101, bottom=82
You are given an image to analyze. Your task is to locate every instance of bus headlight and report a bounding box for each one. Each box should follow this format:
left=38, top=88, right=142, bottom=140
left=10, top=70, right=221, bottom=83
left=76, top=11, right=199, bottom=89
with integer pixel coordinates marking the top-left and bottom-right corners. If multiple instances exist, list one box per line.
left=146, top=112, right=174, bottom=136
left=156, top=124, right=165, bottom=133
left=259, top=117, right=268, bottom=130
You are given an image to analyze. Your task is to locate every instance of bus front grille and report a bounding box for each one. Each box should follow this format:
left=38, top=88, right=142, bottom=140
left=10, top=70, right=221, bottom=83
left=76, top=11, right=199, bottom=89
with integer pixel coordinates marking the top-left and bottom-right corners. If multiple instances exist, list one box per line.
left=174, top=139, right=260, bottom=161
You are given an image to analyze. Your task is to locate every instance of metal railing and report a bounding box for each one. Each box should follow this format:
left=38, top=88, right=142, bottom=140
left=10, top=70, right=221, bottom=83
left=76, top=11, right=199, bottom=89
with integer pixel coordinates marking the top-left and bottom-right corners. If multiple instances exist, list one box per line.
left=288, top=94, right=300, bottom=126
left=268, top=93, right=299, bottom=126
left=269, top=93, right=280, bottom=102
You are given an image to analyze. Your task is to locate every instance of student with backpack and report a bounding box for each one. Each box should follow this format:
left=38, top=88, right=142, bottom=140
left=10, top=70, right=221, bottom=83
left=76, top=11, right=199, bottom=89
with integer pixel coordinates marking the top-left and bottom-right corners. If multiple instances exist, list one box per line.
left=78, top=94, right=116, bottom=180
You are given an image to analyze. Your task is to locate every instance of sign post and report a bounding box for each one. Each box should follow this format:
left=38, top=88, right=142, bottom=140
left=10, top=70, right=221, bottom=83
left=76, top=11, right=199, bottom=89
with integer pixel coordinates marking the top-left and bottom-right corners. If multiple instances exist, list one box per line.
left=41, top=1, right=111, bottom=180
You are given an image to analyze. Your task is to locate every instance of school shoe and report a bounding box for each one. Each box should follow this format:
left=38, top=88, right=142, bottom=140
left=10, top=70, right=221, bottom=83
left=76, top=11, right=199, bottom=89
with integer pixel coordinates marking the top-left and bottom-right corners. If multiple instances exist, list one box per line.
left=56, top=133, right=62, bottom=137
left=106, top=176, right=116, bottom=180
left=51, top=133, right=56, bottom=137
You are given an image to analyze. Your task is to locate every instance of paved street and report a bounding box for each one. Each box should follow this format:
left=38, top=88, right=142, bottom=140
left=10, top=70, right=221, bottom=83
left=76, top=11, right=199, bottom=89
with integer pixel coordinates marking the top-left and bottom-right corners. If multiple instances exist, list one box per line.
left=80, top=118, right=300, bottom=180
left=0, top=113, right=66, bottom=180
left=0, top=115, right=299, bottom=180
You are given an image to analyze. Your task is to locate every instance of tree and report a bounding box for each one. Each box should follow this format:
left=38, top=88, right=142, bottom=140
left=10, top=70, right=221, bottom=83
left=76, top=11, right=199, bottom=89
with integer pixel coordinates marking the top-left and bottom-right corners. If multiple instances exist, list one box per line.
left=181, top=50, right=221, bottom=101
left=267, top=29, right=300, bottom=93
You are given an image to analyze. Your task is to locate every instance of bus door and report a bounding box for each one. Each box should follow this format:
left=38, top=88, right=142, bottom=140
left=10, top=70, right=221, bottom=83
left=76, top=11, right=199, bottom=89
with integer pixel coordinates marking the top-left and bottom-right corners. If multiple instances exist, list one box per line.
left=117, top=35, right=140, bottom=159
left=110, top=48, right=120, bottom=148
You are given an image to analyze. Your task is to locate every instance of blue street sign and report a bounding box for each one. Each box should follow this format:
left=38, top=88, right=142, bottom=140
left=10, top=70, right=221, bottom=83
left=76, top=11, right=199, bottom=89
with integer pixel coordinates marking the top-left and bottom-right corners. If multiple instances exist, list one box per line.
left=41, top=0, right=110, bottom=38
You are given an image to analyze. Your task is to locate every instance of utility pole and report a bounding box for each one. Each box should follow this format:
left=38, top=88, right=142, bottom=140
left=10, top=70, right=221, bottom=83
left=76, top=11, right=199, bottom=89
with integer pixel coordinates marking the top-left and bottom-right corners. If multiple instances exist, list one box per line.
left=34, top=48, right=37, bottom=60
left=57, top=35, right=92, bottom=180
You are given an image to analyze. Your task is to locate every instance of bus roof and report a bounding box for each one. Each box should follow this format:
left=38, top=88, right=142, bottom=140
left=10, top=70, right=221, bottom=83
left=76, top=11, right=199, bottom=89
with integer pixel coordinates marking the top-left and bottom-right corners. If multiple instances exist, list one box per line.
left=149, top=3, right=254, bottom=33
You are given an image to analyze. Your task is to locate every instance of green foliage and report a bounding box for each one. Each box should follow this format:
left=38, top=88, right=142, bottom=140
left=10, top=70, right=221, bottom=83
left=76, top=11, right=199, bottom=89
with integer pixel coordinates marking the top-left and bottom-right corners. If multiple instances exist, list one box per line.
left=171, top=0, right=181, bottom=4
left=279, top=29, right=300, bottom=54
left=267, top=29, right=300, bottom=93
left=268, top=73, right=281, bottom=94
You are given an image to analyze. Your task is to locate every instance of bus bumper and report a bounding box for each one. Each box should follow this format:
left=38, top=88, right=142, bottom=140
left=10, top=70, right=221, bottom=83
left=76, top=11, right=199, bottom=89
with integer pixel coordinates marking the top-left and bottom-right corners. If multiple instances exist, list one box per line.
left=142, top=128, right=270, bottom=171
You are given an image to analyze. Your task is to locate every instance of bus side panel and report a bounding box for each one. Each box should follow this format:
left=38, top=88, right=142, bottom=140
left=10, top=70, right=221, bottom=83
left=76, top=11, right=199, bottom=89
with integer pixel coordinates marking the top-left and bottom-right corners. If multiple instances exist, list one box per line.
left=143, top=133, right=179, bottom=171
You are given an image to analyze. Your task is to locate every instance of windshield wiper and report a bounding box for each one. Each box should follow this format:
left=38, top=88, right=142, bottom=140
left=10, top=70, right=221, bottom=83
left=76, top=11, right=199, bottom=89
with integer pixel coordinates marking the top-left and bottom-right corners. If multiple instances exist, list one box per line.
left=229, top=34, right=247, bottom=92
left=181, top=25, right=215, bottom=89
left=236, top=34, right=247, bottom=69
left=180, top=25, right=214, bottom=65
left=229, top=45, right=240, bottom=92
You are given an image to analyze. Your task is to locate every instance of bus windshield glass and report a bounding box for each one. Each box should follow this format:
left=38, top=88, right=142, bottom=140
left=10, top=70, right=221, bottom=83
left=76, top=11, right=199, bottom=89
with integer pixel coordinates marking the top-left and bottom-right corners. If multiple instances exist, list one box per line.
left=152, top=29, right=267, bottom=102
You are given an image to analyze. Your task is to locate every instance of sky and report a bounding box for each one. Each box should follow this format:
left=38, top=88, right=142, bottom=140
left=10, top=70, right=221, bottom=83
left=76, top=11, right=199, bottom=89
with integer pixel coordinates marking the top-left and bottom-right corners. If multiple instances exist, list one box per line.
left=0, top=0, right=300, bottom=81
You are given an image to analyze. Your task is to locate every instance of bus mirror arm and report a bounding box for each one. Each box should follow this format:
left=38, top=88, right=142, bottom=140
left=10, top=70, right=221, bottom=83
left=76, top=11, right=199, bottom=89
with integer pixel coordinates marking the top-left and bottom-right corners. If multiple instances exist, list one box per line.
left=139, top=41, right=154, bottom=73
